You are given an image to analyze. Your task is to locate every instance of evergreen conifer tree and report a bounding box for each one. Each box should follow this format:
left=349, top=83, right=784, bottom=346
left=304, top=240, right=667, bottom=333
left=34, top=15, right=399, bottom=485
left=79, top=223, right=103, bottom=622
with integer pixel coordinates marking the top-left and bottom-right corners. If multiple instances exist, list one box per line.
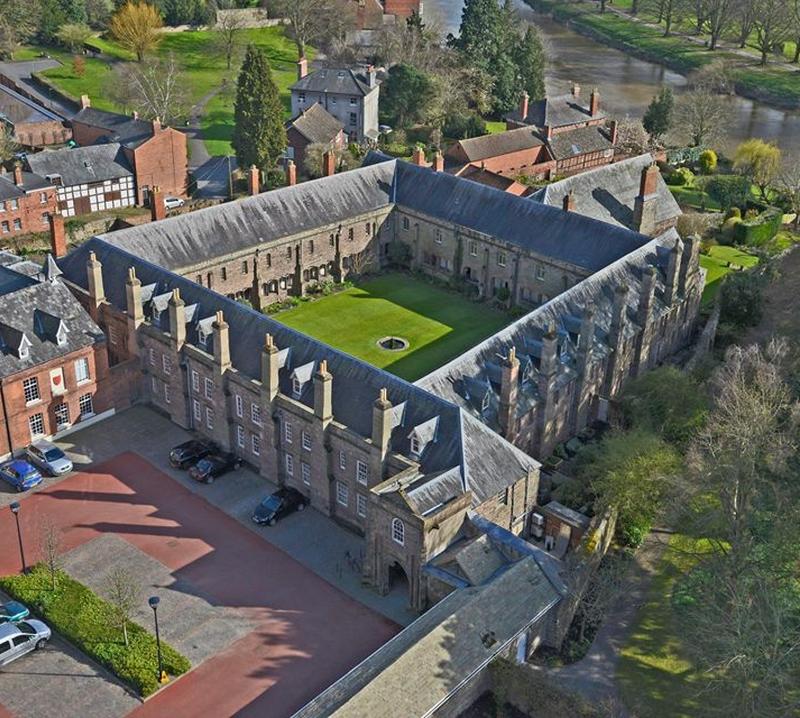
left=232, top=45, right=287, bottom=173
left=515, top=26, right=546, bottom=101
left=643, top=86, right=674, bottom=141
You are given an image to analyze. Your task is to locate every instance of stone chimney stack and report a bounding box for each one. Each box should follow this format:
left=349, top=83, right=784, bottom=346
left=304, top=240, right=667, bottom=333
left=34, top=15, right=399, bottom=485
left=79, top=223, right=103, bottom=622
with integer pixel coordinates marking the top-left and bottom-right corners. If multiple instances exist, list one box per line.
left=590, top=88, right=600, bottom=117
left=678, top=234, right=701, bottom=296
left=609, top=119, right=619, bottom=146
left=13, top=163, right=23, bottom=186
left=247, top=165, right=260, bottom=196
left=126, top=267, right=143, bottom=328
left=411, top=146, right=426, bottom=167
left=433, top=151, right=444, bottom=172
left=539, top=322, right=558, bottom=379
left=545, top=124, right=554, bottom=140
left=664, top=238, right=683, bottom=305
left=80, top=94, right=91, bottom=109
left=212, top=310, right=231, bottom=372
left=152, top=117, right=162, bottom=133
left=86, top=251, right=106, bottom=312
left=49, top=213, right=67, bottom=258
left=366, top=64, right=377, bottom=88
left=499, top=346, right=520, bottom=441
left=322, top=151, right=336, bottom=177
left=314, top=360, right=333, bottom=423
left=519, top=91, right=529, bottom=121
left=633, top=163, right=660, bottom=236
left=571, top=83, right=581, bottom=98
left=261, top=333, right=280, bottom=401
left=637, top=266, right=657, bottom=326
left=372, top=387, right=393, bottom=461
left=605, top=284, right=631, bottom=396
left=297, top=56, right=308, bottom=81
left=132, top=111, right=139, bottom=120
left=562, top=191, right=575, bottom=212
left=150, top=186, right=165, bottom=222
left=611, top=283, right=630, bottom=337
left=286, top=160, right=297, bottom=186
left=168, top=288, right=186, bottom=349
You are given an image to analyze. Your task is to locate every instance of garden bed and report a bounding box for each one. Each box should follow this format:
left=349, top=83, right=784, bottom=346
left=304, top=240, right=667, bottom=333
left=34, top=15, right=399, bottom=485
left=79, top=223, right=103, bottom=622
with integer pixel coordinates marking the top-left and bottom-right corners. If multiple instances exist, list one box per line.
left=0, top=566, right=190, bottom=697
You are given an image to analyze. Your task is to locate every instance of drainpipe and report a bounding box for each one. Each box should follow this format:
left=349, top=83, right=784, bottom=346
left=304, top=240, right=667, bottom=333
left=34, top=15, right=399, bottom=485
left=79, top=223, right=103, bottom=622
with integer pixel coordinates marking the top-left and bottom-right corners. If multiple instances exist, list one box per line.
left=0, top=379, right=15, bottom=456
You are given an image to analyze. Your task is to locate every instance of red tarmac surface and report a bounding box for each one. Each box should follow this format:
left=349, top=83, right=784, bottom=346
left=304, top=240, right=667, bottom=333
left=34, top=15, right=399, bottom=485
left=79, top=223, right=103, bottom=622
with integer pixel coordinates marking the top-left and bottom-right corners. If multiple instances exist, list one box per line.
left=0, top=453, right=398, bottom=717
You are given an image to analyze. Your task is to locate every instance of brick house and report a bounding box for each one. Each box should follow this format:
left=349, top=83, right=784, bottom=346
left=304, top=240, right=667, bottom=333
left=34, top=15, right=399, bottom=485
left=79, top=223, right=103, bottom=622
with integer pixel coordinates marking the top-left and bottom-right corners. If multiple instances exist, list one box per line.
left=0, top=84, right=71, bottom=148
left=0, top=165, right=57, bottom=236
left=70, top=100, right=188, bottom=203
left=26, top=144, right=135, bottom=218
left=291, top=63, right=380, bottom=143
left=506, top=84, right=606, bottom=135
left=286, top=102, right=347, bottom=175
left=351, top=0, right=422, bottom=30
left=0, top=251, right=111, bottom=458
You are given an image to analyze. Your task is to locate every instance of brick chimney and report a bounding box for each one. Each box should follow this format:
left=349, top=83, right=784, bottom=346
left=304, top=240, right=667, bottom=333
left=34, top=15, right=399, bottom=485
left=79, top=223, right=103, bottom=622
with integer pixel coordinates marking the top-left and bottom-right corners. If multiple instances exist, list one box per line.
left=633, top=164, right=660, bottom=236
left=322, top=150, right=336, bottom=177
left=247, top=165, right=260, bottom=196
left=411, top=146, right=426, bottom=166
left=151, top=116, right=162, bottom=134
left=49, top=213, right=67, bottom=258
left=639, top=162, right=659, bottom=196
left=562, top=191, right=575, bottom=212
left=286, top=159, right=297, bottom=186
left=13, top=163, right=23, bottom=186
left=499, top=346, right=520, bottom=441
left=432, top=151, right=444, bottom=172
left=590, top=88, right=600, bottom=117
left=297, top=56, right=308, bottom=81
left=545, top=125, right=554, bottom=140
left=609, top=119, right=619, bottom=146
left=80, top=94, right=91, bottom=109
left=150, top=186, right=165, bottom=222
left=519, top=91, right=529, bottom=121
left=571, top=83, right=581, bottom=98
left=366, top=64, right=377, bottom=88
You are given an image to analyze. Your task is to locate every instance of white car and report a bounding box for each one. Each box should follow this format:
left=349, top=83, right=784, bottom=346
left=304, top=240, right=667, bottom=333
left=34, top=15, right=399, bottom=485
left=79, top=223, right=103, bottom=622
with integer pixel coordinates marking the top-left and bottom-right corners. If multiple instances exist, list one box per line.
left=0, top=620, right=51, bottom=667
left=26, top=440, right=73, bottom=476
left=164, top=196, right=185, bottom=210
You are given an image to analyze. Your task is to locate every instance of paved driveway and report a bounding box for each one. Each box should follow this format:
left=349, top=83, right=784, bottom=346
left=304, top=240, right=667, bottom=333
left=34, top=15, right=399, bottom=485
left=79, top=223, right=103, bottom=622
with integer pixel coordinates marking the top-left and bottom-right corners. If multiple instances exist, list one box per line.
left=0, top=452, right=398, bottom=718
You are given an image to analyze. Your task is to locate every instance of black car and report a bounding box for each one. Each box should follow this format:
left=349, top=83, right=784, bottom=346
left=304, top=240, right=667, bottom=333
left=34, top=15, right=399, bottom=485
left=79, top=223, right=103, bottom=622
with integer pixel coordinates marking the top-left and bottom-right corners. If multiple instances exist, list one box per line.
left=188, top=452, right=243, bottom=483
left=168, top=440, right=217, bottom=469
left=252, top=487, right=308, bottom=526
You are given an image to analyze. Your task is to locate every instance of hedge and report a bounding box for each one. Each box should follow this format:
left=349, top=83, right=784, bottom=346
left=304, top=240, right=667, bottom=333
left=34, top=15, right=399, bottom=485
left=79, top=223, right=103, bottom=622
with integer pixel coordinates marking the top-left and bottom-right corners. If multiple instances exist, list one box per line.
left=0, top=566, right=190, bottom=696
left=733, top=208, right=783, bottom=246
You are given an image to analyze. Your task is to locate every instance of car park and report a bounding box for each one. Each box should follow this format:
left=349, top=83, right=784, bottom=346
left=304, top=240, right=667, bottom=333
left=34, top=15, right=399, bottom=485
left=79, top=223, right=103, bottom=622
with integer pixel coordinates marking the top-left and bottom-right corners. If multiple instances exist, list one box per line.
left=26, top=440, right=73, bottom=476
left=188, top=452, right=242, bottom=484
left=252, top=487, right=307, bottom=526
left=164, top=196, right=185, bottom=210
left=0, top=601, right=29, bottom=625
left=0, top=620, right=51, bottom=667
left=169, top=440, right=217, bottom=469
left=0, top=460, right=43, bottom=492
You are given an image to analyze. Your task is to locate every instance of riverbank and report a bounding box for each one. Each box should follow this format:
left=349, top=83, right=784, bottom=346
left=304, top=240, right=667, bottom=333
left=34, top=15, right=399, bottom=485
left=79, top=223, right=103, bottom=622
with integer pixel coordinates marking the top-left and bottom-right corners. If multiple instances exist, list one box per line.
left=525, top=0, right=800, bottom=110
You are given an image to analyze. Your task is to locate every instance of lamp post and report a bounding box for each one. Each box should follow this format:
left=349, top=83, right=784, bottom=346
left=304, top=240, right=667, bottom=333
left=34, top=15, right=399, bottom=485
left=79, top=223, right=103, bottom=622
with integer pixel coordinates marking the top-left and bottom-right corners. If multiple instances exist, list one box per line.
left=148, top=596, right=167, bottom=684
left=9, top=502, right=27, bottom=574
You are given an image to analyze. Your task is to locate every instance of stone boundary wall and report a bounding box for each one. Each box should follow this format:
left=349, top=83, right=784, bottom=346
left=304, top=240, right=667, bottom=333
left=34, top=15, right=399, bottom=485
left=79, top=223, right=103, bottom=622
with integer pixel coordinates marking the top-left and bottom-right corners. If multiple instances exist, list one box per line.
left=214, top=9, right=286, bottom=28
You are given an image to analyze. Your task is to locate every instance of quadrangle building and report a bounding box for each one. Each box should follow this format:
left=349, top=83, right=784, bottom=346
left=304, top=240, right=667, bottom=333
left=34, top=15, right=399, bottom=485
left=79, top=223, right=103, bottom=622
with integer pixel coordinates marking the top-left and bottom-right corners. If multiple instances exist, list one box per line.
left=55, top=154, right=702, bottom=624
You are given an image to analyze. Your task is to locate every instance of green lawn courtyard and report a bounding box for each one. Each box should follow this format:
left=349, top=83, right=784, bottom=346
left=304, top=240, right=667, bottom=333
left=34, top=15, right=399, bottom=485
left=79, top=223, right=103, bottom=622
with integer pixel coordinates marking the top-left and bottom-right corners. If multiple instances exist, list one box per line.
left=699, top=245, right=759, bottom=303
left=274, top=274, right=511, bottom=381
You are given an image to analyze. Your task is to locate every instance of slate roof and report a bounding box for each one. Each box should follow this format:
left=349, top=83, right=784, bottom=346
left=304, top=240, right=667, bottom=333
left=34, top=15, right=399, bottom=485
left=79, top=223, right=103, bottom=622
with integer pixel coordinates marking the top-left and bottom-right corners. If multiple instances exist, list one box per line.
left=291, top=67, right=378, bottom=96
left=71, top=107, right=154, bottom=149
left=506, top=91, right=605, bottom=129
left=0, top=171, right=53, bottom=200
left=529, top=154, right=681, bottom=232
left=26, top=144, right=133, bottom=186
left=293, top=556, right=561, bottom=718
left=548, top=125, right=614, bottom=161
left=0, top=84, right=64, bottom=125
left=287, top=102, right=344, bottom=145
left=0, top=254, right=104, bottom=377
left=452, top=126, right=545, bottom=163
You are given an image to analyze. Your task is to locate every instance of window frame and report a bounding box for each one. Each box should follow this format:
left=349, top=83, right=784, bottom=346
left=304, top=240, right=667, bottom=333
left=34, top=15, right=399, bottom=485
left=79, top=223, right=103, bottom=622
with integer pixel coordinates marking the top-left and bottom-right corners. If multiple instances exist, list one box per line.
left=391, top=518, right=405, bottom=546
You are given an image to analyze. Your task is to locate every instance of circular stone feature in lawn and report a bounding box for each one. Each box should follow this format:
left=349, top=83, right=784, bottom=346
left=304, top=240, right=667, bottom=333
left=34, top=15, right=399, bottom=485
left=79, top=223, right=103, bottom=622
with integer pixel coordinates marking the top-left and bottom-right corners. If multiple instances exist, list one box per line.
left=377, top=336, right=410, bottom=352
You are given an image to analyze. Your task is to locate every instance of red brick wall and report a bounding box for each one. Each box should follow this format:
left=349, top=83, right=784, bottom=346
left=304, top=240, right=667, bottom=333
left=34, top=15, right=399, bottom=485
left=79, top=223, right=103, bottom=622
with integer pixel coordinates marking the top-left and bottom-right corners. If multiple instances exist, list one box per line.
left=70, top=120, right=109, bottom=147
left=132, top=128, right=188, bottom=203
left=383, top=0, right=420, bottom=18
left=13, top=120, right=72, bottom=148
left=0, top=187, right=58, bottom=235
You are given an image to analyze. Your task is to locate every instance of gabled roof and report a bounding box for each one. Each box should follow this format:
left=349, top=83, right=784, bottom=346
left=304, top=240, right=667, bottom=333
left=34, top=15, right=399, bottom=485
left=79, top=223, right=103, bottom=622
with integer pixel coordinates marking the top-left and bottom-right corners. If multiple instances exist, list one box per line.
left=452, top=126, right=545, bottom=163
left=529, top=154, right=681, bottom=231
left=71, top=107, right=155, bottom=148
left=0, top=171, right=53, bottom=200
left=507, top=91, right=605, bottom=129
left=0, top=83, right=64, bottom=125
left=548, top=125, right=614, bottom=161
left=291, top=67, right=378, bottom=96
left=26, top=144, right=133, bottom=186
left=287, top=102, right=344, bottom=145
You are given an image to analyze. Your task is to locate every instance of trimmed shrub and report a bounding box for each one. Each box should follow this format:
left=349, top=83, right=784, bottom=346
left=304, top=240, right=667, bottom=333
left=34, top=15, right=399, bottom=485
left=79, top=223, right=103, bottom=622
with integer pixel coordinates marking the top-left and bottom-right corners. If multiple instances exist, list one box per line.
left=706, top=174, right=751, bottom=211
left=733, top=208, right=782, bottom=246
left=666, top=167, right=694, bottom=186
left=725, top=206, right=742, bottom=220
left=719, top=216, right=742, bottom=245
left=0, top=566, right=189, bottom=697
left=698, top=149, right=717, bottom=174
left=720, top=269, right=765, bottom=328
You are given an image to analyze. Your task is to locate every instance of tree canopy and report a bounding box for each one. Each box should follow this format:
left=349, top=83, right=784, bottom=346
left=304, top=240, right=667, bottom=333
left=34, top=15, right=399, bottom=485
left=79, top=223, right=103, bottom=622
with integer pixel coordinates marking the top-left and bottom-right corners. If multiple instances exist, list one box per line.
left=109, top=1, right=162, bottom=62
left=380, top=63, right=437, bottom=130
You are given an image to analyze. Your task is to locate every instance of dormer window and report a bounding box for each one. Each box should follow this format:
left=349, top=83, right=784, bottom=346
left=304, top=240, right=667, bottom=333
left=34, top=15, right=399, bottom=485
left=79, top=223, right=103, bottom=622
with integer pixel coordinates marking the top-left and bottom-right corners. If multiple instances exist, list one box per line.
left=151, top=308, right=160, bottom=323
left=56, top=324, right=67, bottom=346
left=481, top=391, right=490, bottom=413
left=292, top=376, right=302, bottom=398
left=410, top=435, right=421, bottom=456
left=198, top=328, right=208, bottom=348
left=19, top=343, right=29, bottom=360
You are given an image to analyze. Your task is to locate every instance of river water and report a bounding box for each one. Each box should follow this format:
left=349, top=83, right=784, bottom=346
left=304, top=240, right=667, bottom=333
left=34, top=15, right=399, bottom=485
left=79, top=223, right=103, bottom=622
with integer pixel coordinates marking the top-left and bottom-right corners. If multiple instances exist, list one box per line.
left=423, top=0, right=800, bottom=155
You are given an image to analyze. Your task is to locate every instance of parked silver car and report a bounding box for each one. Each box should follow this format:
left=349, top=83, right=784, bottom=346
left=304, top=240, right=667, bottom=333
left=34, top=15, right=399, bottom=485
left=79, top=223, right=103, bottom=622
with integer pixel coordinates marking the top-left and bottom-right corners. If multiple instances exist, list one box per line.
left=25, top=440, right=73, bottom=476
left=0, top=620, right=51, bottom=667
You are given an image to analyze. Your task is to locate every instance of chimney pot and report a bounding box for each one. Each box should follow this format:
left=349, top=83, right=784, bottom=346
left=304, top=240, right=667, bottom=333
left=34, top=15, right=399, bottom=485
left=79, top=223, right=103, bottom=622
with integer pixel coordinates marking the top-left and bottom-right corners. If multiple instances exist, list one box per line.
left=49, top=213, right=67, bottom=258
left=520, top=91, right=529, bottom=121
left=297, top=56, right=308, bottom=81
left=571, top=83, right=581, bottom=98
left=563, top=191, right=575, bottom=212
left=152, top=117, right=161, bottom=133
left=80, top=94, right=91, bottom=109
left=286, top=160, right=297, bottom=186
left=411, top=146, right=426, bottom=167
left=13, top=163, right=23, bottom=186
left=322, top=151, right=336, bottom=177
left=590, top=88, right=600, bottom=117
left=432, top=151, right=444, bottom=172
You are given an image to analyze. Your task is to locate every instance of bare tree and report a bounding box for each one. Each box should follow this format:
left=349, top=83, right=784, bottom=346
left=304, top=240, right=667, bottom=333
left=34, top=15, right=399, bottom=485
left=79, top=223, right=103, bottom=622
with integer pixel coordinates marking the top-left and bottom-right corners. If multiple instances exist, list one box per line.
left=735, top=0, right=758, bottom=48
left=262, top=0, right=355, bottom=57
left=675, top=83, right=729, bottom=147
left=778, top=154, right=800, bottom=227
left=751, top=0, right=793, bottom=65
left=213, top=11, right=245, bottom=70
left=615, top=118, right=655, bottom=156
left=704, top=0, right=737, bottom=49
left=39, top=518, right=63, bottom=591
left=303, top=143, right=359, bottom=178
left=346, top=246, right=376, bottom=279
left=107, top=53, right=189, bottom=125
left=105, top=567, right=141, bottom=648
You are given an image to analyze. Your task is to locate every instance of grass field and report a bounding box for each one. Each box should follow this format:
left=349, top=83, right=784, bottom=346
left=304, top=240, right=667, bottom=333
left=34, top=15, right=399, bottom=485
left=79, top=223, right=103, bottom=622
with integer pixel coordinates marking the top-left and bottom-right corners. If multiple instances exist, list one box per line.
left=27, top=26, right=306, bottom=156
left=274, top=274, right=511, bottom=381
left=617, top=534, right=715, bottom=718
left=699, top=245, right=759, bottom=303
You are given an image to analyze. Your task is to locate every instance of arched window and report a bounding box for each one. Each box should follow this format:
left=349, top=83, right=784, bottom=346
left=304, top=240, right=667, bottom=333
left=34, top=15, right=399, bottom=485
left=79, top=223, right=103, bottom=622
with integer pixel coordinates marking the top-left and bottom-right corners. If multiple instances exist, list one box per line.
left=391, top=518, right=405, bottom=546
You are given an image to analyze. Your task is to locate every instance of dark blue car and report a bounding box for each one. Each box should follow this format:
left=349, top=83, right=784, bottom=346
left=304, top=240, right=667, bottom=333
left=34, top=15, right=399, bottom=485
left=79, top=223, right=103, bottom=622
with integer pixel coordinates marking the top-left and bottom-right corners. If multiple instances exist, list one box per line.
left=0, top=460, right=43, bottom=492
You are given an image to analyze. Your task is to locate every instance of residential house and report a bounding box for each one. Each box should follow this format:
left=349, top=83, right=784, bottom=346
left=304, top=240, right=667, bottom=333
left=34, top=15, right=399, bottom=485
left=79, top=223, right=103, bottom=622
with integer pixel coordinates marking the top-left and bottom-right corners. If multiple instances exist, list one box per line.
left=286, top=102, right=347, bottom=175
left=0, top=165, right=57, bottom=236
